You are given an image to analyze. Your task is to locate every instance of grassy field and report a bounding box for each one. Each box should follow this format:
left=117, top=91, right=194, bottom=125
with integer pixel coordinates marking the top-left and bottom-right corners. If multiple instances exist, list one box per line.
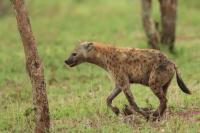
left=0, top=0, right=200, bottom=132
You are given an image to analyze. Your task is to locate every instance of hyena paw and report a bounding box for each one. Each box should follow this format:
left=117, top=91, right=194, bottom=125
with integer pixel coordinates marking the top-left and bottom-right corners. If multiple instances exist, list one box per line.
left=122, top=104, right=133, bottom=116
left=150, top=111, right=161, bottom=121
left=112, top=106, right=120, bottom=115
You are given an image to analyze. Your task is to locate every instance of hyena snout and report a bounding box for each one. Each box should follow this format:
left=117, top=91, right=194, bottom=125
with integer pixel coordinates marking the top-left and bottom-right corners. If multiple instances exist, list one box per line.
left=65, top=53, right=79, bottom=67
left=64, top=59, right=70, bottom=65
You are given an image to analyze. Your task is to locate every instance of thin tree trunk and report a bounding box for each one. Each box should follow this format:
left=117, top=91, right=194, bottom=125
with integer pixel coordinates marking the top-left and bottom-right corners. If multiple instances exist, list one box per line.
left=141, top=0, right=160, bottom=50
left=159, top=0, right=177, bottom=51
left=10, top=0, right=50, bottom=132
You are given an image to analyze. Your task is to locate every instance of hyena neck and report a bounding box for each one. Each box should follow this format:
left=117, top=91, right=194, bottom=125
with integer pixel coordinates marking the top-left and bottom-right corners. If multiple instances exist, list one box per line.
left=86, top=47, right=109, bottom=70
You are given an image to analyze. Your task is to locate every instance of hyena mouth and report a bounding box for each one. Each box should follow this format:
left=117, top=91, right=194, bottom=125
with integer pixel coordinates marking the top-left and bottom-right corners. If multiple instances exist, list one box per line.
left=65, top=59, right=78, bottom=67
left=69, top=62, right=77, bottom=67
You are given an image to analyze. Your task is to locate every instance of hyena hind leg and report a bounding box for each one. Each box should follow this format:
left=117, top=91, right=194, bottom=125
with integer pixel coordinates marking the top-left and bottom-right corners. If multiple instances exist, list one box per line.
left=162, top=78, right=172, bottom=95
left=151, top=88, right=167, bottom=121
left=149, top=75, right=173, bottom=120
left=149, top=65, right=175, bottom=121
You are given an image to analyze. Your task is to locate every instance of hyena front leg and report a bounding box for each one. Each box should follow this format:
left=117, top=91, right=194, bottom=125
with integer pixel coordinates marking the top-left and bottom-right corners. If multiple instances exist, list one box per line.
left=106, top=87, right=121, bottom=115
left=116, top=75, right=149, bottom=119
left=123, top=87, right=149, bottom=119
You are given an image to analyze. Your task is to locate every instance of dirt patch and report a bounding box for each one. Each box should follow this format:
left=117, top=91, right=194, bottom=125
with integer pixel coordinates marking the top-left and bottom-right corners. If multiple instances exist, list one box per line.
left=122, top=107, right=200, bottom=126
left=167, top=107, right=200, bottom=122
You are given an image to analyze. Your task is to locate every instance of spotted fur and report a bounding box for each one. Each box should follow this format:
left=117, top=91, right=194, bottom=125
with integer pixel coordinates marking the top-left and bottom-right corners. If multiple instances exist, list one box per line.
left=65, top=41, right=191, bottom=120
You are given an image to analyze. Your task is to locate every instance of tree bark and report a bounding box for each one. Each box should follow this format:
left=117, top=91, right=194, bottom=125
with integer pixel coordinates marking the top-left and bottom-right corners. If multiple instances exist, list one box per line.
left=10, top=0, right=50, bottom=132
left=159, top=0, right=177, bottom=51
left=141, top=0, right=160, bottom=50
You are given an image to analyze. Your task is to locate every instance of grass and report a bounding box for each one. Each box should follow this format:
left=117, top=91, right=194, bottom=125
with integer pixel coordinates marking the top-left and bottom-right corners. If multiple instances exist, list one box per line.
left=0, top=0, right=200, bottom=132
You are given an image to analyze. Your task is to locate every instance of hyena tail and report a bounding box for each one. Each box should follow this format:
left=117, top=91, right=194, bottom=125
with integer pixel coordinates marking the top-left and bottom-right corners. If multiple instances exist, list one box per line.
left=174, top=65, right=191, bottom=94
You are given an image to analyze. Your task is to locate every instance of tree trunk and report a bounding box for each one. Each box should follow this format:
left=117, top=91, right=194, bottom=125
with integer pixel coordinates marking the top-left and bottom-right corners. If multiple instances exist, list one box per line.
left=159, top=0, right=177, bottom=51
left=10, top=0, right=50, bottom=132
left=141, top=0, right=160, bottom=50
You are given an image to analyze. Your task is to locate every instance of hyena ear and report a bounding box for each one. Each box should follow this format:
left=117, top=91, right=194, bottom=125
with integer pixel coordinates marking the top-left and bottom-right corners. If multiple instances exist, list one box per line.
left=78, top=40, right=82, bottom=43
left=83, top=42, right=93, bottom=51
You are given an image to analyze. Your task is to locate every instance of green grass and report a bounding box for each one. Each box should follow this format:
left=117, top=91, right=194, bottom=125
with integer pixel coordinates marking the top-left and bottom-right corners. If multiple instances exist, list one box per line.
left=0, top=0, right=200, bottom=132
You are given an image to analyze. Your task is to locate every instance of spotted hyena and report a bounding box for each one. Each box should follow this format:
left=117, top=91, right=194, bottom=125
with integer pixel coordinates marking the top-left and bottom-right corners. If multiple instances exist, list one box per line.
left=65, top=41, right=191, bottom=120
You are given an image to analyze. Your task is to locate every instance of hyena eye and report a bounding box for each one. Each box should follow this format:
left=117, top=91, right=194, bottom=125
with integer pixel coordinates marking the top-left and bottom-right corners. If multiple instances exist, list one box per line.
left=72, top=53, right=77, bottom=56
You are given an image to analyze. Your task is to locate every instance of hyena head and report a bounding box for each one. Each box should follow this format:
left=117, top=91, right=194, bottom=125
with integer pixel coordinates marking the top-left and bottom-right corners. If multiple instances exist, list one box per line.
left=65, top=41, right=94, bottom=67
